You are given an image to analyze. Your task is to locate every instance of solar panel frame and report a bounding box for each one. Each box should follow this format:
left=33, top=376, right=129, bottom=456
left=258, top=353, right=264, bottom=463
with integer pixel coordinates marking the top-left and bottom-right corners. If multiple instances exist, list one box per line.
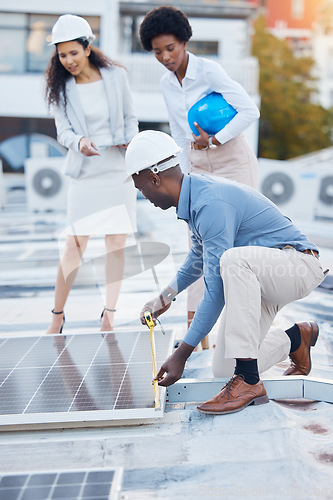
left=0, top=328, right=174, bottom=430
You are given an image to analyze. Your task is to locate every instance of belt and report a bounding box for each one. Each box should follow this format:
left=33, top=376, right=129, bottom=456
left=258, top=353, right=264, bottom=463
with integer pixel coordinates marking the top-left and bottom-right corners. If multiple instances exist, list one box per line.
left=301, top=249, right=319, bottom=259
left=190, top=142, right=208, bottom=151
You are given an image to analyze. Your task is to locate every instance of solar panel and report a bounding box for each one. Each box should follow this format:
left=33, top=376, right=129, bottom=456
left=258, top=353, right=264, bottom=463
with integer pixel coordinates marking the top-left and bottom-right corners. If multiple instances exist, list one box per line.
left=0, top=467, right=123, bottom=500
left=0, top=329, right=174, bottom=430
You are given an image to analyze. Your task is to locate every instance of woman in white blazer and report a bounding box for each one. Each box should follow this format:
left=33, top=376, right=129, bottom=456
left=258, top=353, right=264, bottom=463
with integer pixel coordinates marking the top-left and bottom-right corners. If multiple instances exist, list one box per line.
left=45, top=14, right=138, bottom=334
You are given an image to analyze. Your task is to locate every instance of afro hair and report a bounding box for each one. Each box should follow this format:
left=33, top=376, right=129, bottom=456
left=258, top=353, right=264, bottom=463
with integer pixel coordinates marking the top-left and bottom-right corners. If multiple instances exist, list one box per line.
left=139, top=5, right=192, bottom=52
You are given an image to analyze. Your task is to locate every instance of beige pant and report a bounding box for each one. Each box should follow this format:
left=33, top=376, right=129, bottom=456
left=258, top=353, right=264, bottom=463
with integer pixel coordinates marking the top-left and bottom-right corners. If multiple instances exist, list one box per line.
left=211, top=246, right=326, bottom=377
left=188, top=134, right=259, bottom=311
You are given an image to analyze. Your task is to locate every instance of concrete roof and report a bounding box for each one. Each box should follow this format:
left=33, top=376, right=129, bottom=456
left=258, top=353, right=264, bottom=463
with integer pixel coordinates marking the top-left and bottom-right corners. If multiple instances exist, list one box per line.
left=0, top=174, right=332, bottom=499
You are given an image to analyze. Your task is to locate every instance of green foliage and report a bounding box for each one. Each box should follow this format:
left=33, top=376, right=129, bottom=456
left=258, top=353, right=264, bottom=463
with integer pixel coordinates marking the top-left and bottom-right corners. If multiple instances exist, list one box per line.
left=252, top=15, right=333, bottom=159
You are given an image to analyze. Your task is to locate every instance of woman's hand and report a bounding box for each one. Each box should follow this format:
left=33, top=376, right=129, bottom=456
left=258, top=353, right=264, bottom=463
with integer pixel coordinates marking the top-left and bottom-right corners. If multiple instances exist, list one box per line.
left=79, top=137, right=100, bottom=156
left=113, top=143, right=129, bottom=150
left=192, top=122, right=210, bottom=147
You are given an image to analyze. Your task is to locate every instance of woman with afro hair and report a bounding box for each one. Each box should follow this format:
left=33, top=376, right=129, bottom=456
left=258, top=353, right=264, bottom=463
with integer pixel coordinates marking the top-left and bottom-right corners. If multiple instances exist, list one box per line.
left=140, top=6, right=260, bottom=348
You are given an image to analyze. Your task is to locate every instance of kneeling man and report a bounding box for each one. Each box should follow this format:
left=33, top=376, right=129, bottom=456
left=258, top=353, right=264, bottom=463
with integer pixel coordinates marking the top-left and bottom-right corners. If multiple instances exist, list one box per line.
left=125, top=131, right=326, bottom=415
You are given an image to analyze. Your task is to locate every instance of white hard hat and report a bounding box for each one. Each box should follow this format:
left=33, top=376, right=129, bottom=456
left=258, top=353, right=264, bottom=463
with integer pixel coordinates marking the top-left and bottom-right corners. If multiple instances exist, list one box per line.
left=49, top=14, right=96, bottom=46
left=124, top=131, right=181, bottom=183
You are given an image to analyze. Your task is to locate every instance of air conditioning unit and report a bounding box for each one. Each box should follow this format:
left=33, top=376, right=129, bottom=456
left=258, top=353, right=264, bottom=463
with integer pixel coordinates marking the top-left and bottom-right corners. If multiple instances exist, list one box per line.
left=0, top=160, right=5, bottom=209
left=314, top=167, right=333, bottom=221
left=25, top=158, right=68, bottom=212
left=285, top=148, right=333, bottom=222
left=259, top=158, right=320, bottom=222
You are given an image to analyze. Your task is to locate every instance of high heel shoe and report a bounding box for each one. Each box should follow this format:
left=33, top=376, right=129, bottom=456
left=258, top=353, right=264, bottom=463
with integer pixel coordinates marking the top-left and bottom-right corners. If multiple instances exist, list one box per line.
left=101, top=307, right=116, bottom=335
left=51, top=308, right=65, bottom=334
left=100, top=307, right=116, bottom=319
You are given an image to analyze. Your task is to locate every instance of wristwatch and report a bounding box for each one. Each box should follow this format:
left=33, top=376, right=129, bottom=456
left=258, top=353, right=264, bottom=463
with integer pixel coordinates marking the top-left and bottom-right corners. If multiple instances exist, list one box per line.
left=160, top=288, right=177, bottom=306
left=208, top=136, right=214, bottom=148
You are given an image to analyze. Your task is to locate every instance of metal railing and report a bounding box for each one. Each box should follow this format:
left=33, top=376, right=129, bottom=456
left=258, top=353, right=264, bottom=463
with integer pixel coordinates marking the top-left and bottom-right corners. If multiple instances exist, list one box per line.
left=120, top=0, right=258, bottom=19
left=124, top=0, right=255, bottom=4
left=121, top=54, right=259, bottom=95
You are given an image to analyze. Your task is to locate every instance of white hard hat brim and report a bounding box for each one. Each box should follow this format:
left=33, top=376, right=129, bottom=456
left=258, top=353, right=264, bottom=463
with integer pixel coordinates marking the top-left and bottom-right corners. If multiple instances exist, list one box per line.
left=123, top=155, right=180, bottom=184
left=123, top=172, right=136, bottom=184
left=48, top=34, right=96, bottom=46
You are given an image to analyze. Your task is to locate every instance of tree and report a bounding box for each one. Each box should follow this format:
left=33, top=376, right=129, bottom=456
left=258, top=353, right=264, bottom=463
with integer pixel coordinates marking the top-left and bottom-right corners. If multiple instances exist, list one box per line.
left=252, top=15, right=333, bottom=159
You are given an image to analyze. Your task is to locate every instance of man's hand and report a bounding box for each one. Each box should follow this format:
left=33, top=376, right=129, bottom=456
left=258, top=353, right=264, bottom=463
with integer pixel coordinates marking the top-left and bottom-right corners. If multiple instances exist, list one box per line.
left=79, top=137, right=100, bottom=156
left=154, top=341, right=195, bottom=387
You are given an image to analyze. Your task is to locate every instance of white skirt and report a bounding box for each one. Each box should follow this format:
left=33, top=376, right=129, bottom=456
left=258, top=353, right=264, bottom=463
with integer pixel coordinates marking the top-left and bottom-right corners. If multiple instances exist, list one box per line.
left=66, top=146, right=137, bottom=236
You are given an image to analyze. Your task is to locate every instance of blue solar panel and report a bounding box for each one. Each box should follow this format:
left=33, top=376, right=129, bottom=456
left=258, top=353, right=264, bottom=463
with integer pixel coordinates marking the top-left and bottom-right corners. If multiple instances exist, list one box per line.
left=0, top=329, right=173, bottom=428
left=0, top=468, right=122, bottom=500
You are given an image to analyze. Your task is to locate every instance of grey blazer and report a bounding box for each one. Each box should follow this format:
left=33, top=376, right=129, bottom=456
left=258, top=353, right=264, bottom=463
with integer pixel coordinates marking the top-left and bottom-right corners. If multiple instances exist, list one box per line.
left=52, top=66, right=138, bottom=178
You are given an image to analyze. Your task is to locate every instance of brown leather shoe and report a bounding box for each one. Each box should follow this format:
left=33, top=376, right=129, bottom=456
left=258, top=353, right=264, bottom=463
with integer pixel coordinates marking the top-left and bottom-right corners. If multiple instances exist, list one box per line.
left=283, top=321, right=319, bottom=376
left=197, top=375, right=269, bottom=415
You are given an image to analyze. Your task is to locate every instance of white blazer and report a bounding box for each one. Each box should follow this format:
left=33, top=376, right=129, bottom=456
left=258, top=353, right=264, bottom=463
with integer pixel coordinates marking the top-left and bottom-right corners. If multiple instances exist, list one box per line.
left=52, top=66, right=138, bottom=178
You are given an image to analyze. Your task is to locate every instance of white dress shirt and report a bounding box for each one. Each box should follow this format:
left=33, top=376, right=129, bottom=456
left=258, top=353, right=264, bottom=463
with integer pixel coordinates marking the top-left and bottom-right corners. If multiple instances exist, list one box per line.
left=160, top=52, right=260, bottom=173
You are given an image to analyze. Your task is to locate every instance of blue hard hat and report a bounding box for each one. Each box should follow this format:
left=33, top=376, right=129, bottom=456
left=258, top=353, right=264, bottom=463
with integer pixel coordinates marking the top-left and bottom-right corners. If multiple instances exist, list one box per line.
left=188, top=92, right=237, bottom=135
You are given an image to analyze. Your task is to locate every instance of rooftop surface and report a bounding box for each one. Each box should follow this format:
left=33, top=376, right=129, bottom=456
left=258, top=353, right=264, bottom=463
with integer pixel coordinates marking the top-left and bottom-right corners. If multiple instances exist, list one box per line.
left=0, top=174, right=332, bottom=499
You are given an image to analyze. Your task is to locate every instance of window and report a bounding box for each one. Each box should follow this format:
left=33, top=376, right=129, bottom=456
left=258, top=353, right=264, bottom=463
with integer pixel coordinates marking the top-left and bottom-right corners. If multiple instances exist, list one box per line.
left=129, top=15, right=218, bottom=56
left=291, top=0, right=305, bottom=20
left=187, top=40, right=218, bottom=56
left=328, top=48, right=333, bottom=78
left=0, top=13, right=100, bottom=74
left=0, top=13, right=26, bottom=72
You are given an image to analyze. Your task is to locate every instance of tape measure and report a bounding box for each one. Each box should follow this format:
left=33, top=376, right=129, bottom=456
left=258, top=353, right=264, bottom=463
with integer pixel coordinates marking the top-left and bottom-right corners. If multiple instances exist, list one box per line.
left=144, top=311, right=160, bottom=409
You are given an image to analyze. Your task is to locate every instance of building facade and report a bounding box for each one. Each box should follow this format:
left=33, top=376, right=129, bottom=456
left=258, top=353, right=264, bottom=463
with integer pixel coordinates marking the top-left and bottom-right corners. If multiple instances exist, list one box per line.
left=0, top=0, right=260, bottom=172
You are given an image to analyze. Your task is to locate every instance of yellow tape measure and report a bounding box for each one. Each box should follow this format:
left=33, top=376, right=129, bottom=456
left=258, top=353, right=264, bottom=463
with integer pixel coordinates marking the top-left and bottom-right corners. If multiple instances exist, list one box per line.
left=144, top=311, right=160, bottom=409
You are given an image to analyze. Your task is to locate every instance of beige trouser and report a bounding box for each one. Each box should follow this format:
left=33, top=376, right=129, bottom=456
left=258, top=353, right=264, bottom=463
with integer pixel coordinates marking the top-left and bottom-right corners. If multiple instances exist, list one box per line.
left=211, top=246, right=326, bottom=377
left=188, top=134, right=259, bottom=311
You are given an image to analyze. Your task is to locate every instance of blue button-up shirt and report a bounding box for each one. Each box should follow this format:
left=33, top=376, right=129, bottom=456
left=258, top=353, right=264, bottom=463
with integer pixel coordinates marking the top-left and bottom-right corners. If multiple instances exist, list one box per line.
left=168, top=174, right=318, bottom=347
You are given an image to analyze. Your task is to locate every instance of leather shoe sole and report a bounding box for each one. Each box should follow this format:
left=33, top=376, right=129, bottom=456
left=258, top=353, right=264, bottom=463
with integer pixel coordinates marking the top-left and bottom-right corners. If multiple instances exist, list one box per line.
left=197, top=376, right=269, bottom=415
left=197, top=394, right=269, bottom=415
